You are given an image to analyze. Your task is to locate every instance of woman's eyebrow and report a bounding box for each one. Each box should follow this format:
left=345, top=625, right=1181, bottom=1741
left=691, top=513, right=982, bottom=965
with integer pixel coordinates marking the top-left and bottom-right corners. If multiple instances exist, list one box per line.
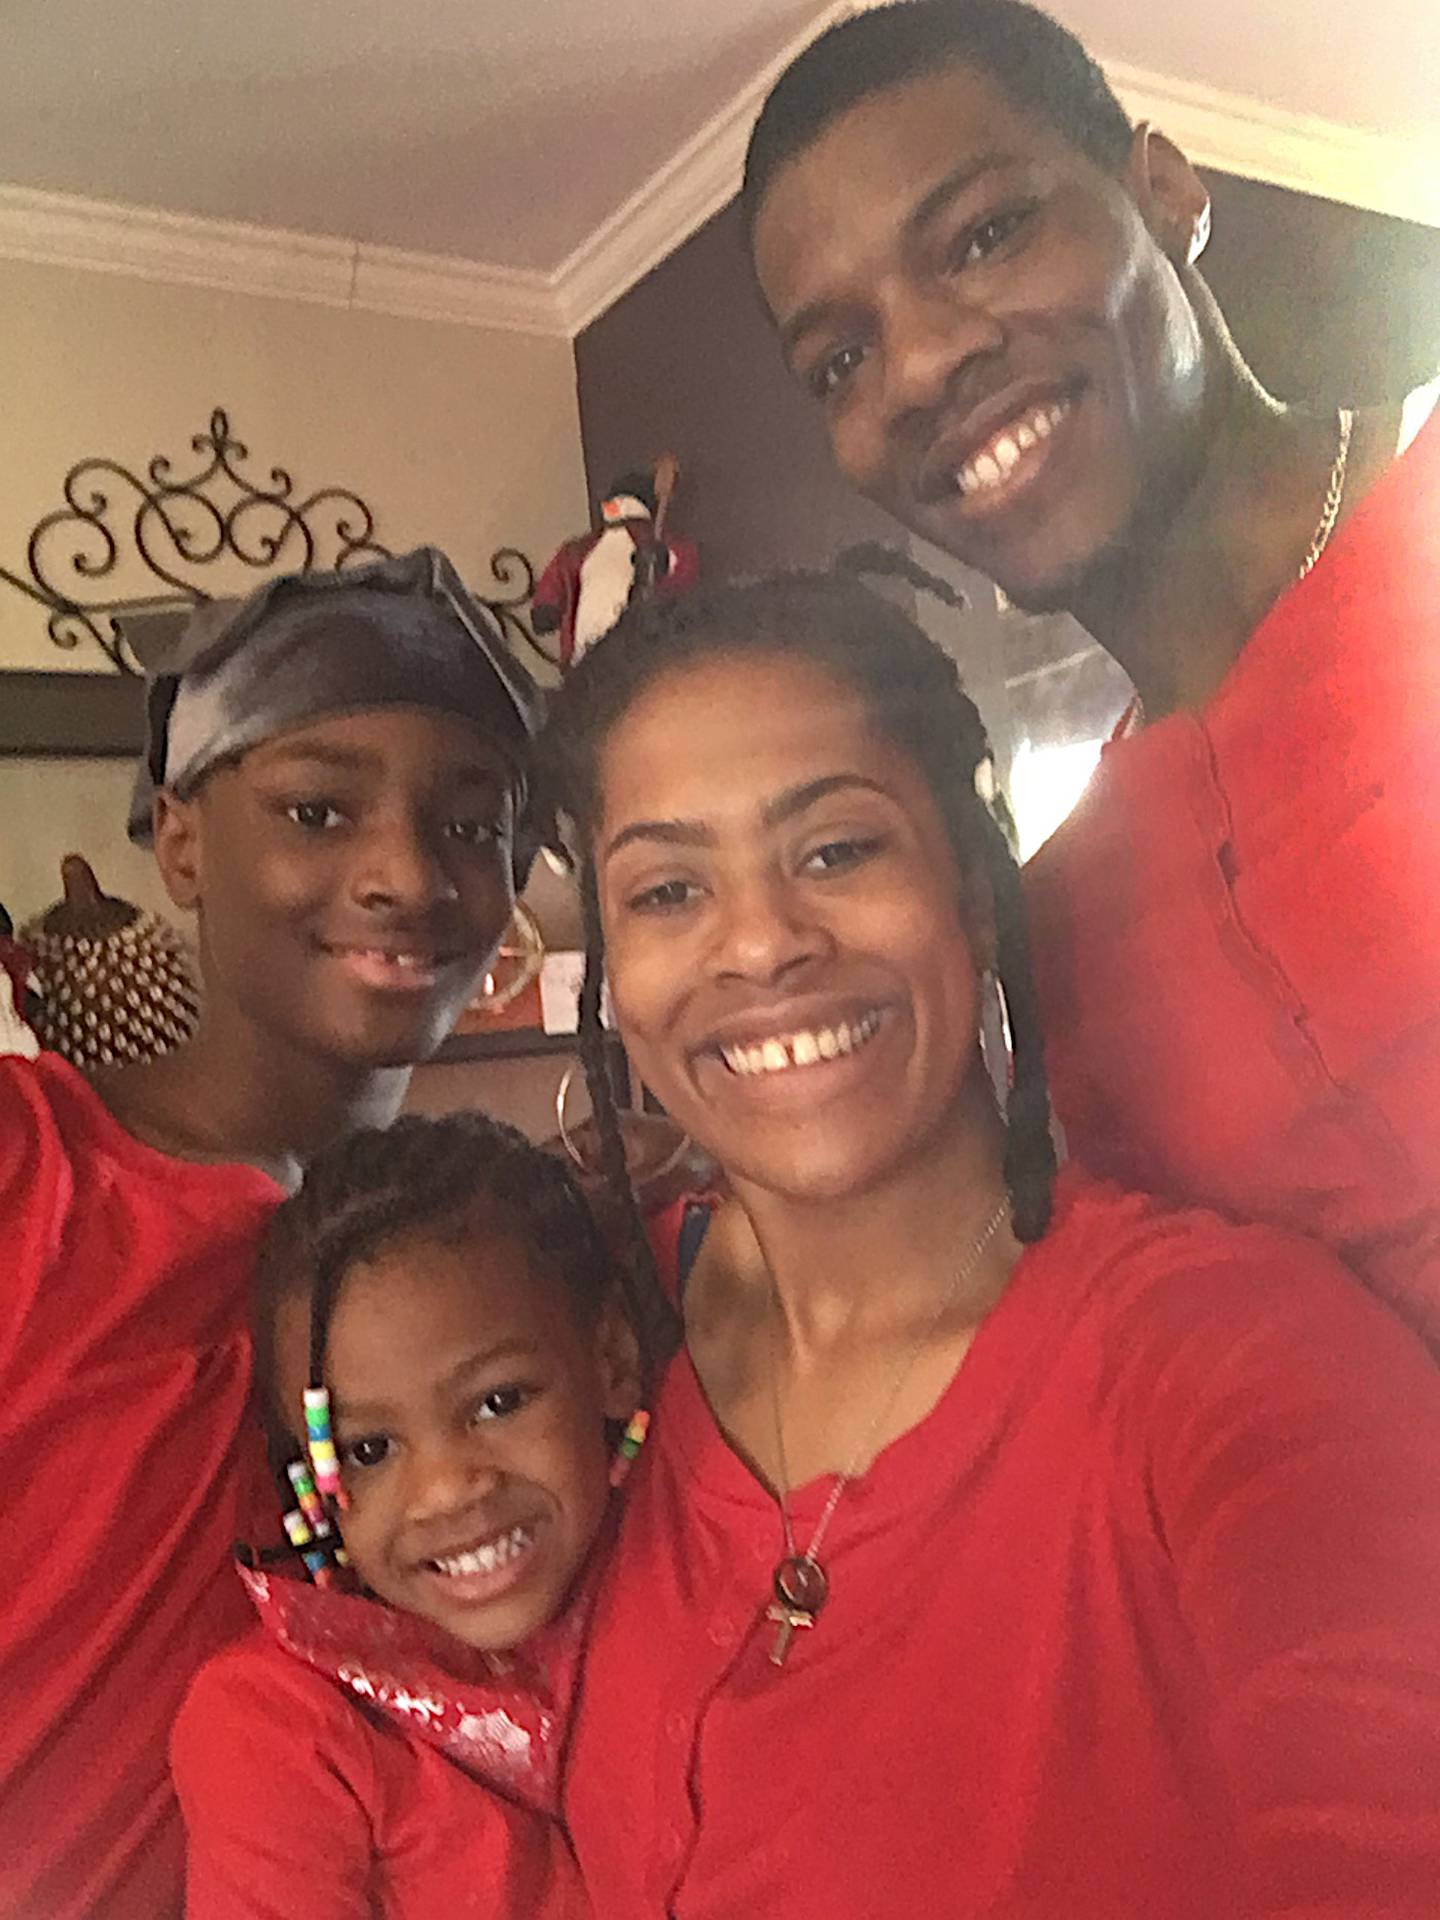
left=761, top=773, right=891, bottom=827
left=603, top=818, right=714, bottom=860
left=603, top=775, right=890, bottom=858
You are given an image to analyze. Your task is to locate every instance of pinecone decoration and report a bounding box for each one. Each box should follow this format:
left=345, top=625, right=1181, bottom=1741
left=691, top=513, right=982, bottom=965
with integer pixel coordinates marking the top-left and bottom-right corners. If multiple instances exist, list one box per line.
left=21, top=855, right=201, bottom=1069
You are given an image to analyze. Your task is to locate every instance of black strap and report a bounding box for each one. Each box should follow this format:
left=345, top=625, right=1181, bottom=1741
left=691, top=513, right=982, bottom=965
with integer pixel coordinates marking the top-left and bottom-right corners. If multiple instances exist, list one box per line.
left=676, top=1200, right=713, bottom=1297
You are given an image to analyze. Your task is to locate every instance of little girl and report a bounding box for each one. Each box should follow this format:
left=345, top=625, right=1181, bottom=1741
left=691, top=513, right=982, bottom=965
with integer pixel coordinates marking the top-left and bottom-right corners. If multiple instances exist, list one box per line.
left=170, top=1111, right=645, bottom=1920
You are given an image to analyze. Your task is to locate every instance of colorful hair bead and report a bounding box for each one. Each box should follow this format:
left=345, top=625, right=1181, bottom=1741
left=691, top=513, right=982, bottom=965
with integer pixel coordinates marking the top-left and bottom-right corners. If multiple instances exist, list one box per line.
left=282, top=1507, right=315, bottom=1550
left=303, top=1384, right=343, bottom=1500
left=286, top=1459, right=326, bottom=1532
left=609, top=1408, right=651, bottom=1487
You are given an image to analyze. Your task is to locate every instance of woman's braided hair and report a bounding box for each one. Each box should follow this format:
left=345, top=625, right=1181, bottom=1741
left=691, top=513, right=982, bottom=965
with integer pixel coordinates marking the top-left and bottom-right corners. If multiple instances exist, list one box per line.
left=539, top=547, right=1058, bottom=1263
left=254, top=1110, right=618, bottom=1468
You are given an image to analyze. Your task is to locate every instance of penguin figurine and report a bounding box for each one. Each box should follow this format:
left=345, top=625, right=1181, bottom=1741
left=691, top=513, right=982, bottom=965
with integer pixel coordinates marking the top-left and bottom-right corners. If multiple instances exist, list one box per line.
left=531, top=456, right=698, bottom=666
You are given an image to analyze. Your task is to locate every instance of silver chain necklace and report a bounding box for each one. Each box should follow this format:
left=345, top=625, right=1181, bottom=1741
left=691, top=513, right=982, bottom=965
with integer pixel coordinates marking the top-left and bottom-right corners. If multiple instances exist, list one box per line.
left=763, top=1199, right=1008, bottom=1665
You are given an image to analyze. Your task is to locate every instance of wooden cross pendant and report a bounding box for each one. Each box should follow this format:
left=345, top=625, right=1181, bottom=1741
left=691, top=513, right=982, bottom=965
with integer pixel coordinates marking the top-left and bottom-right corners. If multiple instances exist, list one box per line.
left=766, top=1601, right=816, bottom=1666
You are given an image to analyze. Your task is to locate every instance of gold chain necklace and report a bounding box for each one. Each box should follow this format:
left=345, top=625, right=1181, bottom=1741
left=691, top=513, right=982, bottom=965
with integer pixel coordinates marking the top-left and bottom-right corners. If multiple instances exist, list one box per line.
left=763, top=1200, right=1008, bottom=1666
left=1123, top=405, right=1354, bottom=736
left=1296, top=406, right=1354, bottom=582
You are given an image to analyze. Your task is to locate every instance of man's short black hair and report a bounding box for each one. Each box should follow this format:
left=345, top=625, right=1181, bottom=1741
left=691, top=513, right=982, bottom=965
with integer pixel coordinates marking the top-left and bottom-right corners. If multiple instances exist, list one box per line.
left=743, top=0, right=1133, bottom=236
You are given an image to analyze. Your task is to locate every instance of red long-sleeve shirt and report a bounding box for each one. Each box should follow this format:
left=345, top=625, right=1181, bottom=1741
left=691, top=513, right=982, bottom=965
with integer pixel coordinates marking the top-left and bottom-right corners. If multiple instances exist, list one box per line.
left=1027, top=403, right=1440, bottom=1353
left=0, top=1053, right=279, bottom=1920
left=172, top=1630, right=591, bottom=1920
left=563, top=1177, right=1440, bottom=1917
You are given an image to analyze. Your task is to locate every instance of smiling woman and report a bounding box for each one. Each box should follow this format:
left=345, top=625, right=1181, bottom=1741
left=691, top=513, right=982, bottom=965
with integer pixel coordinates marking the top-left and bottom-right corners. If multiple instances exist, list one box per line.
left=538, top=562, right=1440, bottom=1919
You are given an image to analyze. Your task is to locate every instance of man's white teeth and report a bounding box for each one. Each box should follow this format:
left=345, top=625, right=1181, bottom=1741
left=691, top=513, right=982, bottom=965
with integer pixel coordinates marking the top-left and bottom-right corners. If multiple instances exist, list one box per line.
left=719, top=1011, right=882, bottom=1077
left=955, top=399, right=1070, bottom=497
left=430, top=1524, right=532, bottom=1578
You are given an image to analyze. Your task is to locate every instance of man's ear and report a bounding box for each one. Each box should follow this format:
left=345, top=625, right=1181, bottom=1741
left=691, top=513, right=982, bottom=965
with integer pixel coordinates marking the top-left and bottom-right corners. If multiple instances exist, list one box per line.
left=1124, top=122, right=1212, bottom=267
left=151, top=789, right=204, bottom=913
left=594, top=1291, right=644, bottom=1422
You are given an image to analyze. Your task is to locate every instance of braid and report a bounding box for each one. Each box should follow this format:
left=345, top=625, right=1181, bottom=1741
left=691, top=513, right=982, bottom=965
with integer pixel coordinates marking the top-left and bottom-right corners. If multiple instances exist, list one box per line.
left=834, top=541, right=969, bottom=612
left=541, top=554, right=1059, bottom=1244
left=978, top=811, right=1056, bottom=1241
left=576, top=860, right=681, bottom=1386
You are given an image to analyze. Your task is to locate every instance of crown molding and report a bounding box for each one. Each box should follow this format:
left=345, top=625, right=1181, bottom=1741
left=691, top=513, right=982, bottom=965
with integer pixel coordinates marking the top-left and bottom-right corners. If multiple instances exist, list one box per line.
left=0, top=183, right=354, bottom=307
left=548, top=0, right=862, bottom=335
left=1107, top=63, right=1440, bottom=231
left=0, top=183, right=567, bottom=337
left=350, top=240, right=560, bottom=336
left=554, top=15, right=1440, bottom=333
left=1, top=24, right=1434, bottom=345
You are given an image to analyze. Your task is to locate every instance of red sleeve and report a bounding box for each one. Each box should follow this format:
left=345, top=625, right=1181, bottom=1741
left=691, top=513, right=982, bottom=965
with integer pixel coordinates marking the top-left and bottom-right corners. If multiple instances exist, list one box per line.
left=0, top=1057, right=57, bottom=1366
left=171, top=1642, right=378, bottom=1920
left=1136, top=1231, right=1440, bottom=1914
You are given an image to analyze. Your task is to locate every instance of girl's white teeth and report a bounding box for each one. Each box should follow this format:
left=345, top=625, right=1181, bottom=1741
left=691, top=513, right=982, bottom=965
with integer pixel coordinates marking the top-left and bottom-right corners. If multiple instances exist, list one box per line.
left=430, top=1523, right=532, bottom=1578
left=719, top=1011, right=882, bottom=1077
left=956, top=400, right=1069, bottom=497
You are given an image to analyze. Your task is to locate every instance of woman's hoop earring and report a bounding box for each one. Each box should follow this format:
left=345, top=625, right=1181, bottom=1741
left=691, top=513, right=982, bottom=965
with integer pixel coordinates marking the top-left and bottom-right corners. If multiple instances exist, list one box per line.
left=472, top=901, right=545, bottom=1012
left=554, top=1062, right=693, bottom=1184
left=978, top=969, right=1014, bottom=1107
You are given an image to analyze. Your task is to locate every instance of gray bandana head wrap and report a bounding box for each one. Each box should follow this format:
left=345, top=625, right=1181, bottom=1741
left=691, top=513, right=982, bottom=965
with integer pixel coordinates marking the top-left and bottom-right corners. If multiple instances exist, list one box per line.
left=127, top=547, right=545, bottom=881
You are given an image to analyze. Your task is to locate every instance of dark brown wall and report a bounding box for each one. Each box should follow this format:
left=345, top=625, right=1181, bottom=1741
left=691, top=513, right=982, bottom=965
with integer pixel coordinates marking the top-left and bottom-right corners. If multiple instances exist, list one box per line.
left=1202, top=172, right=1440, bottom=406
left=576, top=176, right=1440, bottom=574
left=575, top=201, right=893, bottom=578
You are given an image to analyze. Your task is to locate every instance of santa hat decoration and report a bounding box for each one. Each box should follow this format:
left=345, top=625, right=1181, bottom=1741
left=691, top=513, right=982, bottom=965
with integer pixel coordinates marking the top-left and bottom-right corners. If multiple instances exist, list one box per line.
left=21, top=855, right=200, bottom=1069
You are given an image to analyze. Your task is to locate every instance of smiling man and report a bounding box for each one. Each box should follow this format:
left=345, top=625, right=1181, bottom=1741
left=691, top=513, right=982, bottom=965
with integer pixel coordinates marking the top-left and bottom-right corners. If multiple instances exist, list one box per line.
left=744, top=0, right=1440, bottom=1355
left=0, top=548, right=542, bottom=1920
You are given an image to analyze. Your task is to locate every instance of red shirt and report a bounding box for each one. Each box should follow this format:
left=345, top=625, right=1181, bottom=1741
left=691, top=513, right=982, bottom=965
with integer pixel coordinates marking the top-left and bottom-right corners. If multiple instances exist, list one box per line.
left=1026, top=406, right=1440, bottom=1352
left=564, top=1177, right=1440, bottom=1917
left=0, top=1054, right=280, bottom=1920
left=171, top=1627, right=591, bottom=1920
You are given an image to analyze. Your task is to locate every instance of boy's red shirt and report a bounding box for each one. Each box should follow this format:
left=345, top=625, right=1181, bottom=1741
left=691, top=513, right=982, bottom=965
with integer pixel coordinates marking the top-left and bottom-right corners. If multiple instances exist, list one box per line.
left=0, top=1053, right=280, bottom=1920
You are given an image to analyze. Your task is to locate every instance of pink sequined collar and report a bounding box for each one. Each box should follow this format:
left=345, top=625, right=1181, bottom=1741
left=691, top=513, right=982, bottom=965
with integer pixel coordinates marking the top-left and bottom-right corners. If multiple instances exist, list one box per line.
left=238, top=1559, right=593, bottom=1814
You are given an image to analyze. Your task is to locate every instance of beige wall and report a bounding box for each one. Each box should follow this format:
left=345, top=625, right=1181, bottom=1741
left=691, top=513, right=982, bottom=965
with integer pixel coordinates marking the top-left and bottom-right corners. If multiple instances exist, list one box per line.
left=0, top=256, right=587, bottom=926
left=0, top=257, right=586, bottom=673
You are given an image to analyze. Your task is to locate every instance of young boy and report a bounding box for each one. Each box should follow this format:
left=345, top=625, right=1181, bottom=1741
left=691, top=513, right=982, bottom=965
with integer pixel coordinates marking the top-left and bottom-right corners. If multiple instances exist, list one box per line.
left=0, top=547, right=542, bottom=1920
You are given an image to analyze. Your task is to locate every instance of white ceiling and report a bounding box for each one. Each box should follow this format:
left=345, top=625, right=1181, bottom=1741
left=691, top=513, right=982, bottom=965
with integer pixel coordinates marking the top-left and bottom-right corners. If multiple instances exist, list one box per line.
left=3, top=0, right=823, bottom=271
left=1, top=0, right=1435, bottom=310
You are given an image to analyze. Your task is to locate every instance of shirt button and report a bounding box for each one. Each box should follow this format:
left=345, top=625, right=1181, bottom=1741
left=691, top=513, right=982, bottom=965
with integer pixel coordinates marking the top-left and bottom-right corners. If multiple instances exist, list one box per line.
left=665, top=1711, right=688, bottom=1743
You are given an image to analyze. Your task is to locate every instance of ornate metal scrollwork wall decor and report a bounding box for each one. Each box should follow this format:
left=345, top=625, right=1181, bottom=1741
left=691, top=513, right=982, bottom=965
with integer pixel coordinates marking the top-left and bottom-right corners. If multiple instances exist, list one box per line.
left=472, top=544, right=556, bottom=674
left=0, top=408, right=544, bottom=675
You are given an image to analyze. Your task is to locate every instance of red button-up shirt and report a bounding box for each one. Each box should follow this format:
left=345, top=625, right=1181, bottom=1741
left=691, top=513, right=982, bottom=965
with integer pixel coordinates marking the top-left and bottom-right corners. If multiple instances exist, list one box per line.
left=564, top=1178, right=1440, bottom=1917
left=1027, top=407, right=1440, bottom=1353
